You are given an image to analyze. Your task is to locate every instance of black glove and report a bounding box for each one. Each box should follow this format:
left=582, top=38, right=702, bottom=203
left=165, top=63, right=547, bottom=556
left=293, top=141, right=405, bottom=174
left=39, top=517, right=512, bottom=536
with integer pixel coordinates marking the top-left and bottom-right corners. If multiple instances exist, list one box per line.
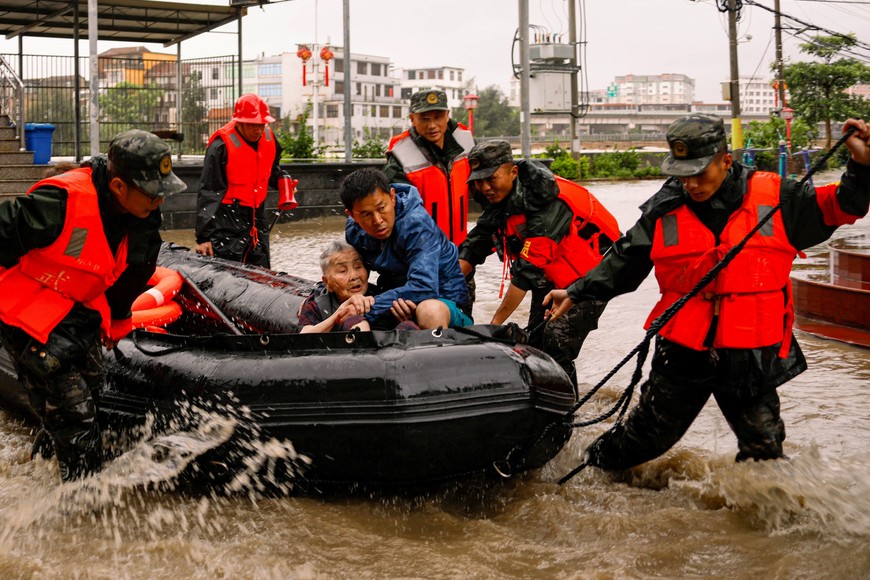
left=501, top=322, right=529, bottom=344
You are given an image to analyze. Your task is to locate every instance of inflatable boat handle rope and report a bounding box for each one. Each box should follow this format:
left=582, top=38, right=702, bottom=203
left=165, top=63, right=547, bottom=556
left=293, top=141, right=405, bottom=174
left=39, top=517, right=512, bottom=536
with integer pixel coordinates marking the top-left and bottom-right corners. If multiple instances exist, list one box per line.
left=553, top=127, right=858, bottom=485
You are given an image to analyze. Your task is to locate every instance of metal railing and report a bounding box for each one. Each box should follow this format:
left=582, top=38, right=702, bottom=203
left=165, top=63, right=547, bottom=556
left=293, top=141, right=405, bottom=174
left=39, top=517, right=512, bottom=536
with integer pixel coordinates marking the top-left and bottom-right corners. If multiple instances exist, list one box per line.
left=0, top=54, right=25, bottom=150
left=4, top=52, right=238, bottom=158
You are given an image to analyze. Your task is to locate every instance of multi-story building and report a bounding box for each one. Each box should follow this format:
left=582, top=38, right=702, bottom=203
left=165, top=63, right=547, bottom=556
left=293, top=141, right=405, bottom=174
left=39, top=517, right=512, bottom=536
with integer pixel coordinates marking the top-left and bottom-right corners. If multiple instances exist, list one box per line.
left=397, top=66, right=467, bottom=109
left=240, top=46, right=407, bottom=147
left=736, top=76, right=781, bottom=115
left=845, top=83, right=870, bottom=100
left=612, top=73, right=695, bottom=105
left=98, top=46, right=176, bottom=87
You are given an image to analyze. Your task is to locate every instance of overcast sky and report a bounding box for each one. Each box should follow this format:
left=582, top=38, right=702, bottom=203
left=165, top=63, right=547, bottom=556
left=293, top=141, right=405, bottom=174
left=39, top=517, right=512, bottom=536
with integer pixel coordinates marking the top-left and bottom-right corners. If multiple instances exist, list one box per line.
left=3, top=0, right=868, bottom=103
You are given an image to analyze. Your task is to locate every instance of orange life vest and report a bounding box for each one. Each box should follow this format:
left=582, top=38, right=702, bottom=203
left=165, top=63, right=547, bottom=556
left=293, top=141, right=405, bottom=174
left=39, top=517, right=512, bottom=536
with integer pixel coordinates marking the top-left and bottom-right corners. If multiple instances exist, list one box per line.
left=209, top=122, right=277, bottom=208
left=387, top=125, right=474, bottom=244
left=0, top=168, right=129, bottom=343
left=645, top=171, right=797, bottom=356
left=503, top=177, right=620, bottom=289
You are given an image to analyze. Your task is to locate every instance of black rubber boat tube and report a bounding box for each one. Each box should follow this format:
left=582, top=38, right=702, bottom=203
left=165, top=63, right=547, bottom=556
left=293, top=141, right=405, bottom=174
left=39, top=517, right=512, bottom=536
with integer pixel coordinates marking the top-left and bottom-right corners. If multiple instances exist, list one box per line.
left=176, top=269, right=245, bottom=336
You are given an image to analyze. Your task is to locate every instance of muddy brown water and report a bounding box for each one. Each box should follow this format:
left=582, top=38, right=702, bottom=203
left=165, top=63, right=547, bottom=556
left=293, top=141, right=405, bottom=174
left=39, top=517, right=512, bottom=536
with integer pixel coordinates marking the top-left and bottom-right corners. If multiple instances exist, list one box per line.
left=0, top=175, right=867, bottom=578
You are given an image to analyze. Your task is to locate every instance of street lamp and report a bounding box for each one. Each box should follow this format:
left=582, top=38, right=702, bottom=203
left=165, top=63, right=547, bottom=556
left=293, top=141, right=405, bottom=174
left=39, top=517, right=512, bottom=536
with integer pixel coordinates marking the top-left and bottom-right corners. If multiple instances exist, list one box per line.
left=463, top=93, right=479, bottom=135
left=781, top=106, right=795, bottom=151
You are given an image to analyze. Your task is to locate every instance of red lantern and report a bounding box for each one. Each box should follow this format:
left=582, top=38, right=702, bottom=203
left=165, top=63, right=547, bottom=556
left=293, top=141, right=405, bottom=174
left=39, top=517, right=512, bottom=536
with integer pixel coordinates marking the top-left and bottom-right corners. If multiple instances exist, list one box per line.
left=320, top=46, right=334, bottom=87
left=297, top=45, right=312, bottom=86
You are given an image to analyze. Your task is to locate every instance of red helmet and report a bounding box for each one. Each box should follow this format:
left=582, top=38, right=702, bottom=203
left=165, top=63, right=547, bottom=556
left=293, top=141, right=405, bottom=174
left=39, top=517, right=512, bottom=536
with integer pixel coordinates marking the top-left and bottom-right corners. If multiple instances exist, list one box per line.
left=232, top=93, right=275, bottom=124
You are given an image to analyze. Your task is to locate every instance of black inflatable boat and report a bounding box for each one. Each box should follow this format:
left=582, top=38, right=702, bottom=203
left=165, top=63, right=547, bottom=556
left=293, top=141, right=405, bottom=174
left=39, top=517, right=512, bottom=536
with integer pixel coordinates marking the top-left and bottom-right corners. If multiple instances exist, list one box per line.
left=0, top=244, right=577, bottom=489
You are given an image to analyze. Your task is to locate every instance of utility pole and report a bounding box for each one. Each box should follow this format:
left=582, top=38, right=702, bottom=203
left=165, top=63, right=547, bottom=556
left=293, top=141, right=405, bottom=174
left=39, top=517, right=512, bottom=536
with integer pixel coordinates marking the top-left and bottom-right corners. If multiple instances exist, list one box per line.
left=727, top=0, right=743, bottom=154
left=774, top=0, right=786, bottom=110
left=568, top=0, right=579, bottom=155
left=342, top=0, right=351, bottom=162
left=519, top=0, right=530, bottom=159
left=88, top=0, right=98, bottom=156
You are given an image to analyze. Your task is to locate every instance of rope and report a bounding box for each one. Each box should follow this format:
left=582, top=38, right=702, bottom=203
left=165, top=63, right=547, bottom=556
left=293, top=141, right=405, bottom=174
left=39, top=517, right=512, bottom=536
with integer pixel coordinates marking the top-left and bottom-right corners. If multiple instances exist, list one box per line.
left=556, top=127, right=857, bottom=485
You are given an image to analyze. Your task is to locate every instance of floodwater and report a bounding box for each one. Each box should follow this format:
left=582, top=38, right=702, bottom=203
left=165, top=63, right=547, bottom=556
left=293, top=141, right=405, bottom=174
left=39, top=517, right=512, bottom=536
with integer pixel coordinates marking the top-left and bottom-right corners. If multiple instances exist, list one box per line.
left=0, top=175, right=868, bottom=578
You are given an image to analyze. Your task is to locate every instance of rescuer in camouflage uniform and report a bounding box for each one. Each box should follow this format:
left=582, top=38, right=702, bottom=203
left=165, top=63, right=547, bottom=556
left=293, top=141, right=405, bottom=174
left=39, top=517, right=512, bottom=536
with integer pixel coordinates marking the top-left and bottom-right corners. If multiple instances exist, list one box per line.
left=545, top=115, right=870, bottom=470
left=0, top=130, right=185, bottom=481
left=458, top=141, right=618, bottom=388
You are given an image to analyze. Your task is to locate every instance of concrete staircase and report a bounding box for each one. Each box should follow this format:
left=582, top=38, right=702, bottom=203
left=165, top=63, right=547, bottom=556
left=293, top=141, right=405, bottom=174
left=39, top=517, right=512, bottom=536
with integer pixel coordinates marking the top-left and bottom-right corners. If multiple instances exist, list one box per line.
left=0, top=115, right=47, bottom=204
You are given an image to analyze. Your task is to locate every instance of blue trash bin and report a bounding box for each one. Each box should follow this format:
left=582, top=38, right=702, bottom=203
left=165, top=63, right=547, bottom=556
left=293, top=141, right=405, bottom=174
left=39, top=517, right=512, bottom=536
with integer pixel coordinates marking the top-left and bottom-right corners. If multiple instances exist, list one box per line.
left=24, top=123, right=56, bottom=164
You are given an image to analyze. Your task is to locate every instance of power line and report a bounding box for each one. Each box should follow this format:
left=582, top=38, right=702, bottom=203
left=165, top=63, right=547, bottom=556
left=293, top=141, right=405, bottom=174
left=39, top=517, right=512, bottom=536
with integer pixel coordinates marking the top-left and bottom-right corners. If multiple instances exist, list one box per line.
left=792, top=0, right=870, bottom=4
left=745, top=0, right=870, bottom=52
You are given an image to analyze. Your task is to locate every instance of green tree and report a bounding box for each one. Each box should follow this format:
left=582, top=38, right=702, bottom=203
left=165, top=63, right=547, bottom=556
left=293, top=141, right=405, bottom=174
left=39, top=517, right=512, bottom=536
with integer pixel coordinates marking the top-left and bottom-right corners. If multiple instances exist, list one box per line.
left=98, top=81, right=162, bottom=133
left=277, top=101, right=320, bottom=159
left=742, top=114, right=816, bottom=171
left=451, top=85, right=519, bottom=137
left=590, top=148, right=660, bottom=179
left=352, top=127, right=386, bottom=159
left=782, top=34, right=870, bottom=149
left=40, top=87, right=77, bottom=157
left=182, top=70, right=209, bottom=154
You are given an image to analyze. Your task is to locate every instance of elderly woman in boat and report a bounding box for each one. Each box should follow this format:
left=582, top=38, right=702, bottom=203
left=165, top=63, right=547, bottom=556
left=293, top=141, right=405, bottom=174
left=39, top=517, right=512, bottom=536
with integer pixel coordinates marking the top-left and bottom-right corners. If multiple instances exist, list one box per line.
left=297, top=240, right=376, bottom=333
left=297, top=240, right=420, bottom=333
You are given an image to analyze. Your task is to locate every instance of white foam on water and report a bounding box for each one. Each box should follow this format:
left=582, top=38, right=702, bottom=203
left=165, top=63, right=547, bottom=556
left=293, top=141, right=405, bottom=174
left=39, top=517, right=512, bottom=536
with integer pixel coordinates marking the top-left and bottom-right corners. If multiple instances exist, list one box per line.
left=675, top=444, right=870, bottom=538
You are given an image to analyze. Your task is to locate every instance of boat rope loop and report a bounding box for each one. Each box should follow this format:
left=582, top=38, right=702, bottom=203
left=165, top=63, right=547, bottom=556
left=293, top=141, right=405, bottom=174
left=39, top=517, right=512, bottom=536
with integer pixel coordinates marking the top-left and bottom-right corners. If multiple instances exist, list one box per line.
left=557, top=127, right=856, bottom=485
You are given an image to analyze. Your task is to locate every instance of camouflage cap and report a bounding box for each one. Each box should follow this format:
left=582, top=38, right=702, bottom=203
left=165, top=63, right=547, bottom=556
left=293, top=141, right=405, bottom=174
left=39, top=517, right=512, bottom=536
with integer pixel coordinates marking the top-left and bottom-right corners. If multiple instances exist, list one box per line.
left=466, top=140, right=514, bottom=182
left=410, top=89, right=449, bottom=114
left=107, top=129, right=186, bottom=198
left=661, top=114, right=729, bottom=177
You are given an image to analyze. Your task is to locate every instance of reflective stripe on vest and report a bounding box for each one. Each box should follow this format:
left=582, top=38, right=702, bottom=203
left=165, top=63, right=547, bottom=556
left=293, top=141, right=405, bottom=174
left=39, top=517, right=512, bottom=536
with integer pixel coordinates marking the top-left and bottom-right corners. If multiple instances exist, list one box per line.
left=388, top=127, right=473, bottom=244
left=645, top=171, right=797, bottom=353
left=0, top=168, right=129, bottom=343
left=211, top=121, right=276, bottom=208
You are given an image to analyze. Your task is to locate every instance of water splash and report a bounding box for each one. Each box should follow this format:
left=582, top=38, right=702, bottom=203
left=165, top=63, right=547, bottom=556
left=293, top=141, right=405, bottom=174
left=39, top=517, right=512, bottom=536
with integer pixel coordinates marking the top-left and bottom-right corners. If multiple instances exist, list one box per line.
left=0, top=395, right=314, bottom=553
left=676, top=445, right=870, bottom=538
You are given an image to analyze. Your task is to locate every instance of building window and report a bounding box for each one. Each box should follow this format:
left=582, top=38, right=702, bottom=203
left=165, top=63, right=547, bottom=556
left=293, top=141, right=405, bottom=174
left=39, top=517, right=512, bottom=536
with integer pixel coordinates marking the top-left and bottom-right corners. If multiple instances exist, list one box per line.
left=371, top=63, right=381, bottom=76
left=375, top=84, right=381, bottom=97
left=458, top=71, right=462, bottom=82
left=357, top=61, right=368, bottom=75
left=393, top=105, right=402, bottom=118
left=356, top=82, right=362, bottom=96
left=370, top=105, right=376, bottom=117
left=380, top=105, right=389, bottom=117
left=258, top=63, right=281, bottom=76
left=438, top=70, right=443, bottom=80
left=334, top=59, right=343, bottom=73
left=450, top=70, right=455, bottom=81
left=242, top=65, right=256, bottom=78
left=428, top=70, right=435, bottom=80
left=334, top=81, right=344, bottom=94
left=327, top=104, right=339, bottom=118
left=211, top=67, right=219, bottom=80
left=259, top=83, right=281, bottom=97
left=210, top=87, right=218, bottom=99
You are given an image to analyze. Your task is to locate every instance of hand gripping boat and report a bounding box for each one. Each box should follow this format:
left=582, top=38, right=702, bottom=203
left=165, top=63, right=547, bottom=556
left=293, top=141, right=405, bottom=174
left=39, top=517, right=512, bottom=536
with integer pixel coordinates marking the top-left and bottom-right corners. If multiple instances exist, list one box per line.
left=0, top=244, right=577, bottom=490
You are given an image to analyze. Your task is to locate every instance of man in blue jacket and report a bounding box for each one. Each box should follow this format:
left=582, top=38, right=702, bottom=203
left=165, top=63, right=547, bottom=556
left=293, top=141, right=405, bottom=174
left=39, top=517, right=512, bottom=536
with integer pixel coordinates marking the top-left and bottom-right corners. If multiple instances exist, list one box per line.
left=341, top=167, right=472, bottom=330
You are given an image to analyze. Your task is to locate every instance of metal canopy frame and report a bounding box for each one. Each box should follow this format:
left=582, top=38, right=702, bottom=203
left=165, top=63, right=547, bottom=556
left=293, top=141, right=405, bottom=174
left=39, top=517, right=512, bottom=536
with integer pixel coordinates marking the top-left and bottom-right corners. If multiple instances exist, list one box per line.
left=0, top=0, right=252, bottom=159
left=0, top=0, right=241, bottom=46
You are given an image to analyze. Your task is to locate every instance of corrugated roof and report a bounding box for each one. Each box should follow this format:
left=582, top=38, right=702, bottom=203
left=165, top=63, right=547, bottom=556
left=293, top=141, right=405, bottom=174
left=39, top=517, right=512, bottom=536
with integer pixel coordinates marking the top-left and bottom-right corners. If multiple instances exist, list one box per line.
left=0, top=0, right=244, bottom=46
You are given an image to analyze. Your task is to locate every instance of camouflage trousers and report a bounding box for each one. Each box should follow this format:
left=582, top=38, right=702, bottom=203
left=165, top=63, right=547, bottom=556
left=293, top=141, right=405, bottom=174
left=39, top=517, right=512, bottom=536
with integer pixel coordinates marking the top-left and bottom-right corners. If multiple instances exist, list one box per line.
left=0, top=306, right=104, bottom=481
left=586, top=358, right=787, bottom=471
left=527, top=287, right=607, bottom=391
